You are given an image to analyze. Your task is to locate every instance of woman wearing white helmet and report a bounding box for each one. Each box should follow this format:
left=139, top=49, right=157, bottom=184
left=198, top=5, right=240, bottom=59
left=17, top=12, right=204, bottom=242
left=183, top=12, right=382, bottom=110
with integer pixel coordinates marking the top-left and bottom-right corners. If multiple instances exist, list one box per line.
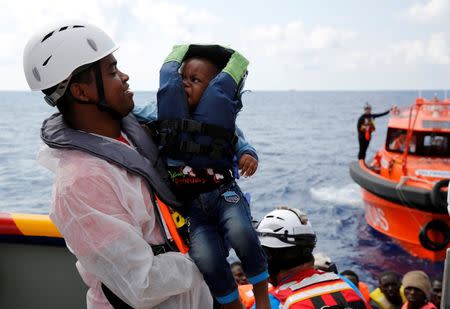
left=23, top=22, right=212, bottom=309
left=255, top=207, right=369, bottom=309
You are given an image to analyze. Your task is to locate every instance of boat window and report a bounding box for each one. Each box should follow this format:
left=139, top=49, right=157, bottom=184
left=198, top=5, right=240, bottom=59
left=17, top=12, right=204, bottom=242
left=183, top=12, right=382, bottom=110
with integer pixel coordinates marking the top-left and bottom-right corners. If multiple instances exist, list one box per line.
left=421, top=134, right=449, bottom=157
left=388, top=130, right=450, bottom=157
left=386, top=129, right=416, bottom=154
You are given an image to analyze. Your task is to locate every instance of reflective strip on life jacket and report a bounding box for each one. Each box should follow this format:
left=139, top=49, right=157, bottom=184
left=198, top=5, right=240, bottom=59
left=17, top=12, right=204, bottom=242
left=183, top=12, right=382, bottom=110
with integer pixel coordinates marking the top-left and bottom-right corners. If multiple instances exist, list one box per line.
left=155, top=195, right=189, bottom=254
left=283, top=281, right=350, bottom=308
left=286, top=272, right=341, bottom=291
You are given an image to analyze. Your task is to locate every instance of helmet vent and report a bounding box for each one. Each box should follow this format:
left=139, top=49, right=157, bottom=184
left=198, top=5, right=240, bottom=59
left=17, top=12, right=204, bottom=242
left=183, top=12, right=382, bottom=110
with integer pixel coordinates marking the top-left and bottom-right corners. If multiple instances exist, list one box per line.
left=273, top=227, right=283, bottom=232
left=32, top=67, right=41, bottom=82
left=42, top=55, right=52, bottom=66
left=41, top=31, right=54, bottom=43
left=59, top=26, right=69, bottom=32
left=87, top=38, right=98, bottom=51
left=73, top=25, right=85, bottom=28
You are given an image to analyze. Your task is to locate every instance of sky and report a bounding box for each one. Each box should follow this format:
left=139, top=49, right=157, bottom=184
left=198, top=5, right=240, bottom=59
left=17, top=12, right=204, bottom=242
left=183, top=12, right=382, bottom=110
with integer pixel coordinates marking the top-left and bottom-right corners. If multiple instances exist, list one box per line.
left=2, top=0, right=450, bottom=91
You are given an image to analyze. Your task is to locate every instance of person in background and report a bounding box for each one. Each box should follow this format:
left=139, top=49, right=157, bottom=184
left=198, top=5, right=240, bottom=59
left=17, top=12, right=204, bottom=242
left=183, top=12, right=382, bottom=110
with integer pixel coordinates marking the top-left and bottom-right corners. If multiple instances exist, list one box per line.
left=231, top=261, right=275, bottom=309
left=23, top=22, right=212, bottom=308
left=340, top=270, right=371, bottom=303
left=370, top=271, right=406, bottom=309
left=254, top=206, right=370, bottom=308
left=357, top=102, right=391, bottom=161
left=401, top=271, right=436, bottom=309
left=231, top=261, right=249, bottom=285
left=429, top=279, right=442, bottom=309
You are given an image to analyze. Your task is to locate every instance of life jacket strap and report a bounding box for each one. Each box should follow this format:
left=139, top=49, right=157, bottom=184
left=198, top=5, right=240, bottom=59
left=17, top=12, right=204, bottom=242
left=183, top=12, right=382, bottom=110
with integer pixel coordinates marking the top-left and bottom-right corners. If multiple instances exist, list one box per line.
left=157, top=119, right=237, bottom=141
left=166, top=140, right=234, bottom=160
left=146, top=119, right=237, bottom=160
left=101, top=242, right=175, bottom=309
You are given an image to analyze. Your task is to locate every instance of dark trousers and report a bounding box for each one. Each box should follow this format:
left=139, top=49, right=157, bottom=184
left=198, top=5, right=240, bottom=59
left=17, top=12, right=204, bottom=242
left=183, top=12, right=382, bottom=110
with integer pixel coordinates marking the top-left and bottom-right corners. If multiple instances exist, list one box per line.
left=358, top=134, right=370, bottom=160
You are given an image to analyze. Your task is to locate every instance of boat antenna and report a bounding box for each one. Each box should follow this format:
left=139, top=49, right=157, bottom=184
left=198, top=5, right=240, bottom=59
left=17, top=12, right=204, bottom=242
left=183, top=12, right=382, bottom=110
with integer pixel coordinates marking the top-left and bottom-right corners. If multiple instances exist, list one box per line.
left=418, top=89, right=422, bottom=98
left=445, top=90, right=447, bottom=100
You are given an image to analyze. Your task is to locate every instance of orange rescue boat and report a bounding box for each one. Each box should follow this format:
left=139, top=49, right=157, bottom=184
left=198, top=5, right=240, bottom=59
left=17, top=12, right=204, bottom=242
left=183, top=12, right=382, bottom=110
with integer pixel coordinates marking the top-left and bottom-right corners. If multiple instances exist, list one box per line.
left=350, top=97, right=450, bottom=261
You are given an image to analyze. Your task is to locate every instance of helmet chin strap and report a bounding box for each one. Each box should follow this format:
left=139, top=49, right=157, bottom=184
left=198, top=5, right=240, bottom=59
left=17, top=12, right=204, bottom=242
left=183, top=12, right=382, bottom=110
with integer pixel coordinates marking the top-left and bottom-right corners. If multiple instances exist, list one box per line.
left=93, top=61, right=123, bottom=120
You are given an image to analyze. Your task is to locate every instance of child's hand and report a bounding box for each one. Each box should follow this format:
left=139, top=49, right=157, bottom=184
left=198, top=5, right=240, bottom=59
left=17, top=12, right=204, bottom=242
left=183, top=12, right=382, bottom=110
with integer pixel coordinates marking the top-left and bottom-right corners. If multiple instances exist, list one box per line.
left=239, top=154, right=258, bottom=177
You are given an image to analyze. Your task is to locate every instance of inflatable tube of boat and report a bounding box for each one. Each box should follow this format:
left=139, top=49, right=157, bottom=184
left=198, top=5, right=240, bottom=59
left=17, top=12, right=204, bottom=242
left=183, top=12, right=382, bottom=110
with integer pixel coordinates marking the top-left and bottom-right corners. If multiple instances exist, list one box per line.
left=431, top=179, right=449, bottom=211
left=419, top=219, right=450, bottom=251
left=0, top=213, right=64, bottom=246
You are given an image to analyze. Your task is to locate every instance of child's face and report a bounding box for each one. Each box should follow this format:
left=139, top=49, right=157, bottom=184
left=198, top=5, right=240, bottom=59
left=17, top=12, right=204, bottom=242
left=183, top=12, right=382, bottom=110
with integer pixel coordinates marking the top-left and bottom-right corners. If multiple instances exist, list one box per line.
left=181, top=58, right=219, bottom=111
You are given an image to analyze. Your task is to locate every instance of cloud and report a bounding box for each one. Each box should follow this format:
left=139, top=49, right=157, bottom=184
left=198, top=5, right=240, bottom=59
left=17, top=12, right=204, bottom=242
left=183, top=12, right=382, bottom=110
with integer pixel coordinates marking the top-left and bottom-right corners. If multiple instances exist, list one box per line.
left=390, top=33, right=450, bottom=65
left=338, top=51, right=371, bottom=69
left=1, top=0, right=225, bottom=90
left=428, top=33, right=450, bottom=64
left=405, top=0, right=450, bottom=22
left=130, top=0, right=222, bottom=42
left=248, top=21, right=355, bottom=56
left=4, top=0, right=450, bottom=91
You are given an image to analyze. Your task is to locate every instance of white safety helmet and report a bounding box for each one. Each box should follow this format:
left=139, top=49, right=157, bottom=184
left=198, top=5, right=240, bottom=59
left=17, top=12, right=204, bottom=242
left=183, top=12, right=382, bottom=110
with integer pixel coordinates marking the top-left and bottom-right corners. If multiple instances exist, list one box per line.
left=256, top=207, right=316, bottom=249
left=23, top=22, right=118, bottom=106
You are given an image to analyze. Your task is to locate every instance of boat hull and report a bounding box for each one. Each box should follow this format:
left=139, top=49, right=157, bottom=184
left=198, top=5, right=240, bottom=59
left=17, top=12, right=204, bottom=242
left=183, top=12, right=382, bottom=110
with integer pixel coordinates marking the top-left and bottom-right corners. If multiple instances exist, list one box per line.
left=350, top=161, right=450, bottom=261
left=0, top=213, right=87, bottom=308
left=363, top=189, right=449, bottom=261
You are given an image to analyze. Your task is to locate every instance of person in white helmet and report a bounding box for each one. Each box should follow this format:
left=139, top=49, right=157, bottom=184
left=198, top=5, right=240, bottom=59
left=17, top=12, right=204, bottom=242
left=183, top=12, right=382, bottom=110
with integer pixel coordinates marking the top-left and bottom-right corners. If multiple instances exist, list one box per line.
left=23, top=22, right=212, bottom=308
left=255, top=207, right=370, bottom=309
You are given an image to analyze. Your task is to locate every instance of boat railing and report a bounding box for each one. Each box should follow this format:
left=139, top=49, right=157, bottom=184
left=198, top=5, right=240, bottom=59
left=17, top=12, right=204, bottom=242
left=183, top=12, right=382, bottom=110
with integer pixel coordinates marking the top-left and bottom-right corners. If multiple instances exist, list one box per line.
left=392, top=98, right=450, bottom=117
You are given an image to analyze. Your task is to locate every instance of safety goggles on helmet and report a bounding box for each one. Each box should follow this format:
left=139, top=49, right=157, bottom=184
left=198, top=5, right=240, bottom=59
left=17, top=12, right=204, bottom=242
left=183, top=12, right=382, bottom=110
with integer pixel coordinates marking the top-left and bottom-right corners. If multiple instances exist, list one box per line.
left=23, top=22, right=118, bottom=106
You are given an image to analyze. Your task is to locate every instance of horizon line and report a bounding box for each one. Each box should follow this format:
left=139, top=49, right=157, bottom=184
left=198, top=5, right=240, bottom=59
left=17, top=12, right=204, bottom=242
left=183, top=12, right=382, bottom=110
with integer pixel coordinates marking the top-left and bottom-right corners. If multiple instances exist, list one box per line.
left=0, top=89, right=448, bottom=92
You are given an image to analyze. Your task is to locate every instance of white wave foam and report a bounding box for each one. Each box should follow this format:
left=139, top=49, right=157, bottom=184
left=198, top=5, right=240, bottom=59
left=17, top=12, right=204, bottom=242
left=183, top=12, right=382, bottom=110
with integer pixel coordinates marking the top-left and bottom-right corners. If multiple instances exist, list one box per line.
left=310, top=183, right=363, bottom=207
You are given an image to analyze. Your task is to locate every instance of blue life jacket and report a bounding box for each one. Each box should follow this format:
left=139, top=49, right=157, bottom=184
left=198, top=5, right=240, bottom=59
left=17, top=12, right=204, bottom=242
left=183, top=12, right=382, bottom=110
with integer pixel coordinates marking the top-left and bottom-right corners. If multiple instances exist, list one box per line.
left=156, top=44, right=249, bottom=169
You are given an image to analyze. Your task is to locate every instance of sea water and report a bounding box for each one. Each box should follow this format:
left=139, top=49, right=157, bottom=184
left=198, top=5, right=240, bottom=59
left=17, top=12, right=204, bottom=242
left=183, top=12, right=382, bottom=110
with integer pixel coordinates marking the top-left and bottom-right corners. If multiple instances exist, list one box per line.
left=0, top=90, right=445, bottom=288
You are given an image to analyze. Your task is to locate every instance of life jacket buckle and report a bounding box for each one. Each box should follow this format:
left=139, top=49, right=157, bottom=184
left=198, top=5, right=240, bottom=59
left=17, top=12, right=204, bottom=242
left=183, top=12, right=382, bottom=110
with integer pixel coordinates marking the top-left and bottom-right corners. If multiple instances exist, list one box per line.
left=181, top=119, right=202, bottom=133
left=180, top=140, right=201, bottom=154
left=144, top=121, right=161, bottom=140
left=210, top=140, right=228, bottom=159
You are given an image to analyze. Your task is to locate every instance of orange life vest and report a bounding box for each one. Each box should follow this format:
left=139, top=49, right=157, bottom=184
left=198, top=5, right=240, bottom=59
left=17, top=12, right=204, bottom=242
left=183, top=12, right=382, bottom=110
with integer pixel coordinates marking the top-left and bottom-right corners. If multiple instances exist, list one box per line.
left=239, top=283, right=275, bottom=309
left=358, top=281, right=370, bottom=303
left=155, top=195, right=189, bottom=254
left=272, top=269, right=368, bottom=309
